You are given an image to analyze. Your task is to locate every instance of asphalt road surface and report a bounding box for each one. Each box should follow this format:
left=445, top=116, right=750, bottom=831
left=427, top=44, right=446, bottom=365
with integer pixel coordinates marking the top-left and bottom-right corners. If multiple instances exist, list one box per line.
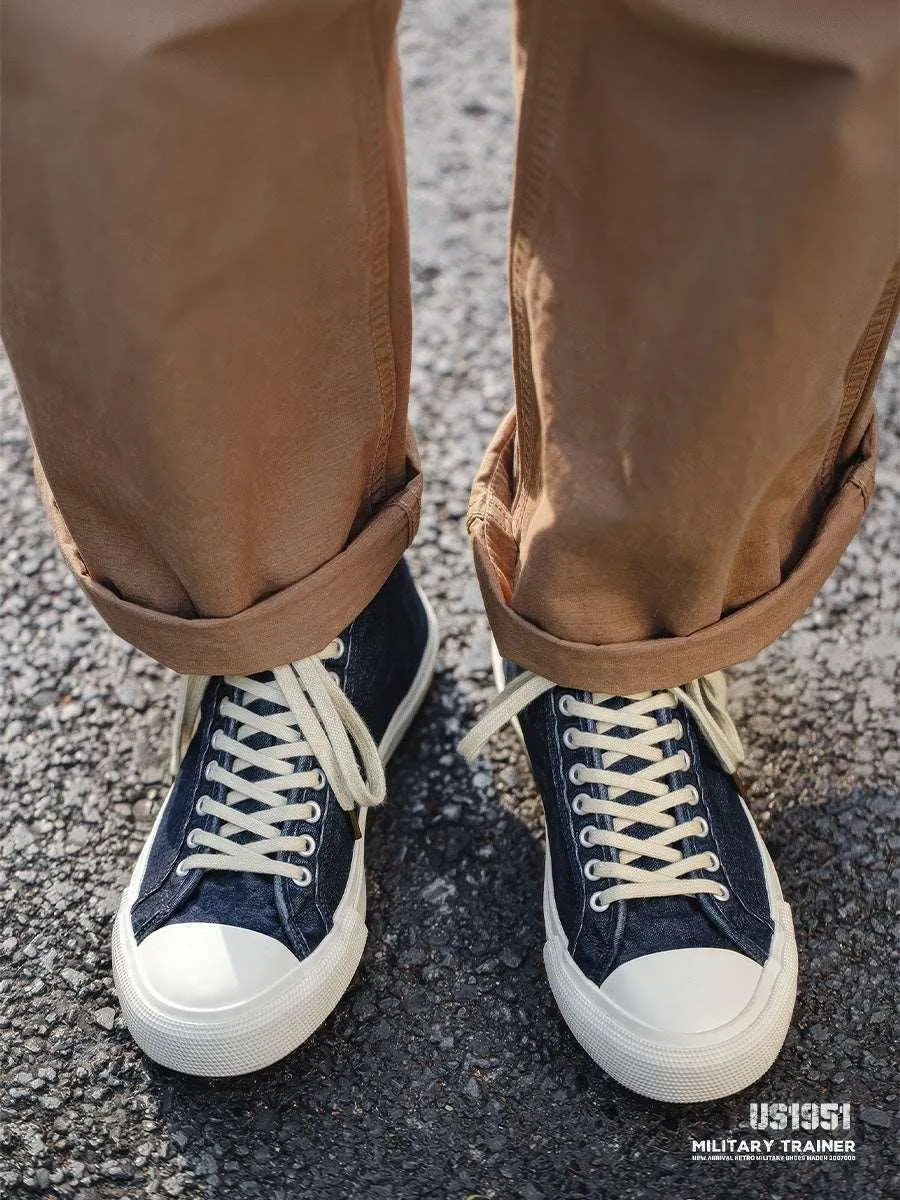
left=1, top=2, right=897, bottom=1197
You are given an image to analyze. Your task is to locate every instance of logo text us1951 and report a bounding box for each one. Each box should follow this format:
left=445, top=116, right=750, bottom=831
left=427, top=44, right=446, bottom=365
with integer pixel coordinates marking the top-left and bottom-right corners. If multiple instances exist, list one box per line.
left=749, top=1103, right=851, bottom=1132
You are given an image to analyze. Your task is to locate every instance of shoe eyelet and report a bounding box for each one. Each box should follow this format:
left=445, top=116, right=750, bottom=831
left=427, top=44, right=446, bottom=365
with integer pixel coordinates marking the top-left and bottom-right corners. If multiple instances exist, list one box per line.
left=695, top=817, right=709, bottom=838
left=706, top=852, right=720, bottom=872
left=301, top=836, right=316, bottom=857
left=185, top=829, right=200, bottom=850
left=714, top=885, right=730, bottom=903
left=571, top=793, right=589, bottom=816
left=568, top=764, right=584, bottom=785
left=589, top=893, right=610, bottom=913
left=686, top=785, right=700, bottom=806
left=578, top=827, right=594, bottom=848
left=671, top=719, right=684, bottom=740
left=210, top=730, right=224, bottom=752
left=583, top=857, right=600, bottom=880
left=328, top=670, right=340, bottom=686
left=195, top=797, right=209, bottom=817
left=331, top=637, right=345, bottom=659
left=204, top=761, right=217, bottom=782
left=562, top=728, right=578, bottom=750
left=680, top=750, right=692, bottom=771
left=175, top=861, right=190, bottom=877
left=558, top=695, right=572, bottom=716
left=312, top=769, right=326, bottom=791
left=306, top=801, right=321, bottom=823
left=291, top=866, right=312, bottom=888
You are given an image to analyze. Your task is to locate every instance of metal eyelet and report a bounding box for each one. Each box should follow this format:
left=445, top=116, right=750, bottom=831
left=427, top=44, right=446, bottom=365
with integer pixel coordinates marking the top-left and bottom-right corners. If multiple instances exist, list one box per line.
left=328, top=671, right=340, bottom=686
left=571, top=793, right=589, bottom=815
left=332, top=637, right=345, bottom=659
left=562, top=728, right=578, bottom=749
left=300, top=836, right=316, bottom=857
left=195, top=797, right=209, bottom=817
left=686, top=785, right=700, bottom=806
left=671, top=719, right=684, bottom=740
left=185, top=829, right=200, bottom=850
left=583, top=858, right=600, bottom=880
left=706, top=852, right=720, bottom=872
left=175, top=861, right=190, bottom=877
left=568, top=764, right=584, bottom=785
left=680, top=750, right=692, bottom=770
left=313, top=769, right=326, bottom=790
left=695, top=817, right=709, bottom=838
left=291, top=866, right=312, bottom=888
left=204, top=761, right=216, bottom=782
left=589, top=893, right=610, bottom=913
left=579, top=827, right=594, bottom=848
left=714, top=885, right=730, bottom=902
left=558, top=695, right=572, bottom=716
left=306, top=801, right=322, bottom=823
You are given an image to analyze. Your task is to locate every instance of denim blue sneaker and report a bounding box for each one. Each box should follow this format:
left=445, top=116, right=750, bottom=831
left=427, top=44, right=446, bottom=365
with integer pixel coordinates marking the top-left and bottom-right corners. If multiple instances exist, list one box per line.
left=460, top=647, right=797, bottom=1103
left=113, top=560, right=438, bottom=1076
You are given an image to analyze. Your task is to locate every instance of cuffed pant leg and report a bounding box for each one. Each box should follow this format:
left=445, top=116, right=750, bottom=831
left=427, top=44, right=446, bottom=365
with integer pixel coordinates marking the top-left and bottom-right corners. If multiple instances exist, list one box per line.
left=1, top=0, right=415, bottom=675
left=470, top=0, right=899, bottom=692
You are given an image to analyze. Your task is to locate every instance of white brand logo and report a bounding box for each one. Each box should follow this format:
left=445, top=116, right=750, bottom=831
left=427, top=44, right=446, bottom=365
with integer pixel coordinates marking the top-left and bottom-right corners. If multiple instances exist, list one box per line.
left=689, top=1102, right=856, bottom=1163
left=749, top=1102, right=852, bottom=1132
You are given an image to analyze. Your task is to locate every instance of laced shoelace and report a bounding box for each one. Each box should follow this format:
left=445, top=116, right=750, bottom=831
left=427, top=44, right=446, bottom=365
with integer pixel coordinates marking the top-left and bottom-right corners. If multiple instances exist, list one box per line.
left=171, top=640, right=385, bottom=887
left=459, top=670, right=744, bottom=910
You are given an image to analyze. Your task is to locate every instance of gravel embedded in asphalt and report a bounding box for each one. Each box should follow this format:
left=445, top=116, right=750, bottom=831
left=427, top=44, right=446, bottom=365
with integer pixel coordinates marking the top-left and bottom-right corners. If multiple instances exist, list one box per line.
left=0, top=2, right=897, bottom=1196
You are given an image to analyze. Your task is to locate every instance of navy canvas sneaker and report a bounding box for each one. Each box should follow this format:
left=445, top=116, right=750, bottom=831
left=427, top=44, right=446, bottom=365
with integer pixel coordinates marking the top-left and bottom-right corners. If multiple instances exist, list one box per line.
left=460, top=647, right=797, bottom=1103
left=113, top=560, right=438, bottom=1077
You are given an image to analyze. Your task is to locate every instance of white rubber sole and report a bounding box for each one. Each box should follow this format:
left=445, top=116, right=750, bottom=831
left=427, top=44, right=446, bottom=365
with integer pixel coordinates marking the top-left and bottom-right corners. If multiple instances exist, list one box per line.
left=491, top=641, right=799, bottom=1103
left=112, top=589, right=439, bottom=1077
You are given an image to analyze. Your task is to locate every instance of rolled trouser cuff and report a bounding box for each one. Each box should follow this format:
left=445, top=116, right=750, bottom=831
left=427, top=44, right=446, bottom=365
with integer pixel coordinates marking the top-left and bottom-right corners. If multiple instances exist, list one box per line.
left=37, top=457, right=421, bottom=676
left=470, top=414, right=877, bottom=695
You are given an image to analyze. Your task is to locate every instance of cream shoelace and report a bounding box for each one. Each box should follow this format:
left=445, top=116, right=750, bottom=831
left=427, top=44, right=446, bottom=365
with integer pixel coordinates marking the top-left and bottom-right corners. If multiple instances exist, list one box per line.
left=172, top=641, right=385, bottom=887
left=459, top=670, right=744, bottom=910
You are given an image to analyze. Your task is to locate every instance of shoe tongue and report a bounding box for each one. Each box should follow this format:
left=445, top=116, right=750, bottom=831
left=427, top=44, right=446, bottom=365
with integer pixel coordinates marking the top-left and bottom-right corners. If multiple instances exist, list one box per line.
left=216, top=671, right=314, bottom=836
left=587, top=692, right=669, bottom=786
left=585, top=691, right=682, bottom=863
left=227, top=670, right=296, bottom=768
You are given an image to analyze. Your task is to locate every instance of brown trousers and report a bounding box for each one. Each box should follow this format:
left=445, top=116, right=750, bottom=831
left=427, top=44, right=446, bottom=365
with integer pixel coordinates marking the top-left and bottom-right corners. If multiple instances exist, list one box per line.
left=2, top=0, right=897, bottom=691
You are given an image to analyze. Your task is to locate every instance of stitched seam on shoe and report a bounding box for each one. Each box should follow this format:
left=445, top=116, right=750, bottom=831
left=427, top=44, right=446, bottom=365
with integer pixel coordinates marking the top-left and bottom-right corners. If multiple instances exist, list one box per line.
left=687, top=722, right=773, bottom=958
left=557, top=697, right=588, bottom=954
left=132, top=683, right=220, bottom=937
left=319, top=620, right=359, bottom=934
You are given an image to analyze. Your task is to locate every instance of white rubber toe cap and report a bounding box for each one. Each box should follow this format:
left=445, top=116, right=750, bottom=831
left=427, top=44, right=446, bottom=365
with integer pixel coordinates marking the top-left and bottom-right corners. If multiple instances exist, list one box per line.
left=135, top=922, right=300, bottom=1011
left=600, top=947, right=763, bottom=1034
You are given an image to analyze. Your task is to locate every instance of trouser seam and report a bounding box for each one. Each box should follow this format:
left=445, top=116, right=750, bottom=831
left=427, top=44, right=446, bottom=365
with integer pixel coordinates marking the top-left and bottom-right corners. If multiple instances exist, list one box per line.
left=477, top=422, right=518, bottom=585
left=357, top=7, right=398, bottom=516
left=508, top=1, right=572, bottom=541
left=818, top=260, right=899, bottom=489
left=395, top=485, right=419, bottom=543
